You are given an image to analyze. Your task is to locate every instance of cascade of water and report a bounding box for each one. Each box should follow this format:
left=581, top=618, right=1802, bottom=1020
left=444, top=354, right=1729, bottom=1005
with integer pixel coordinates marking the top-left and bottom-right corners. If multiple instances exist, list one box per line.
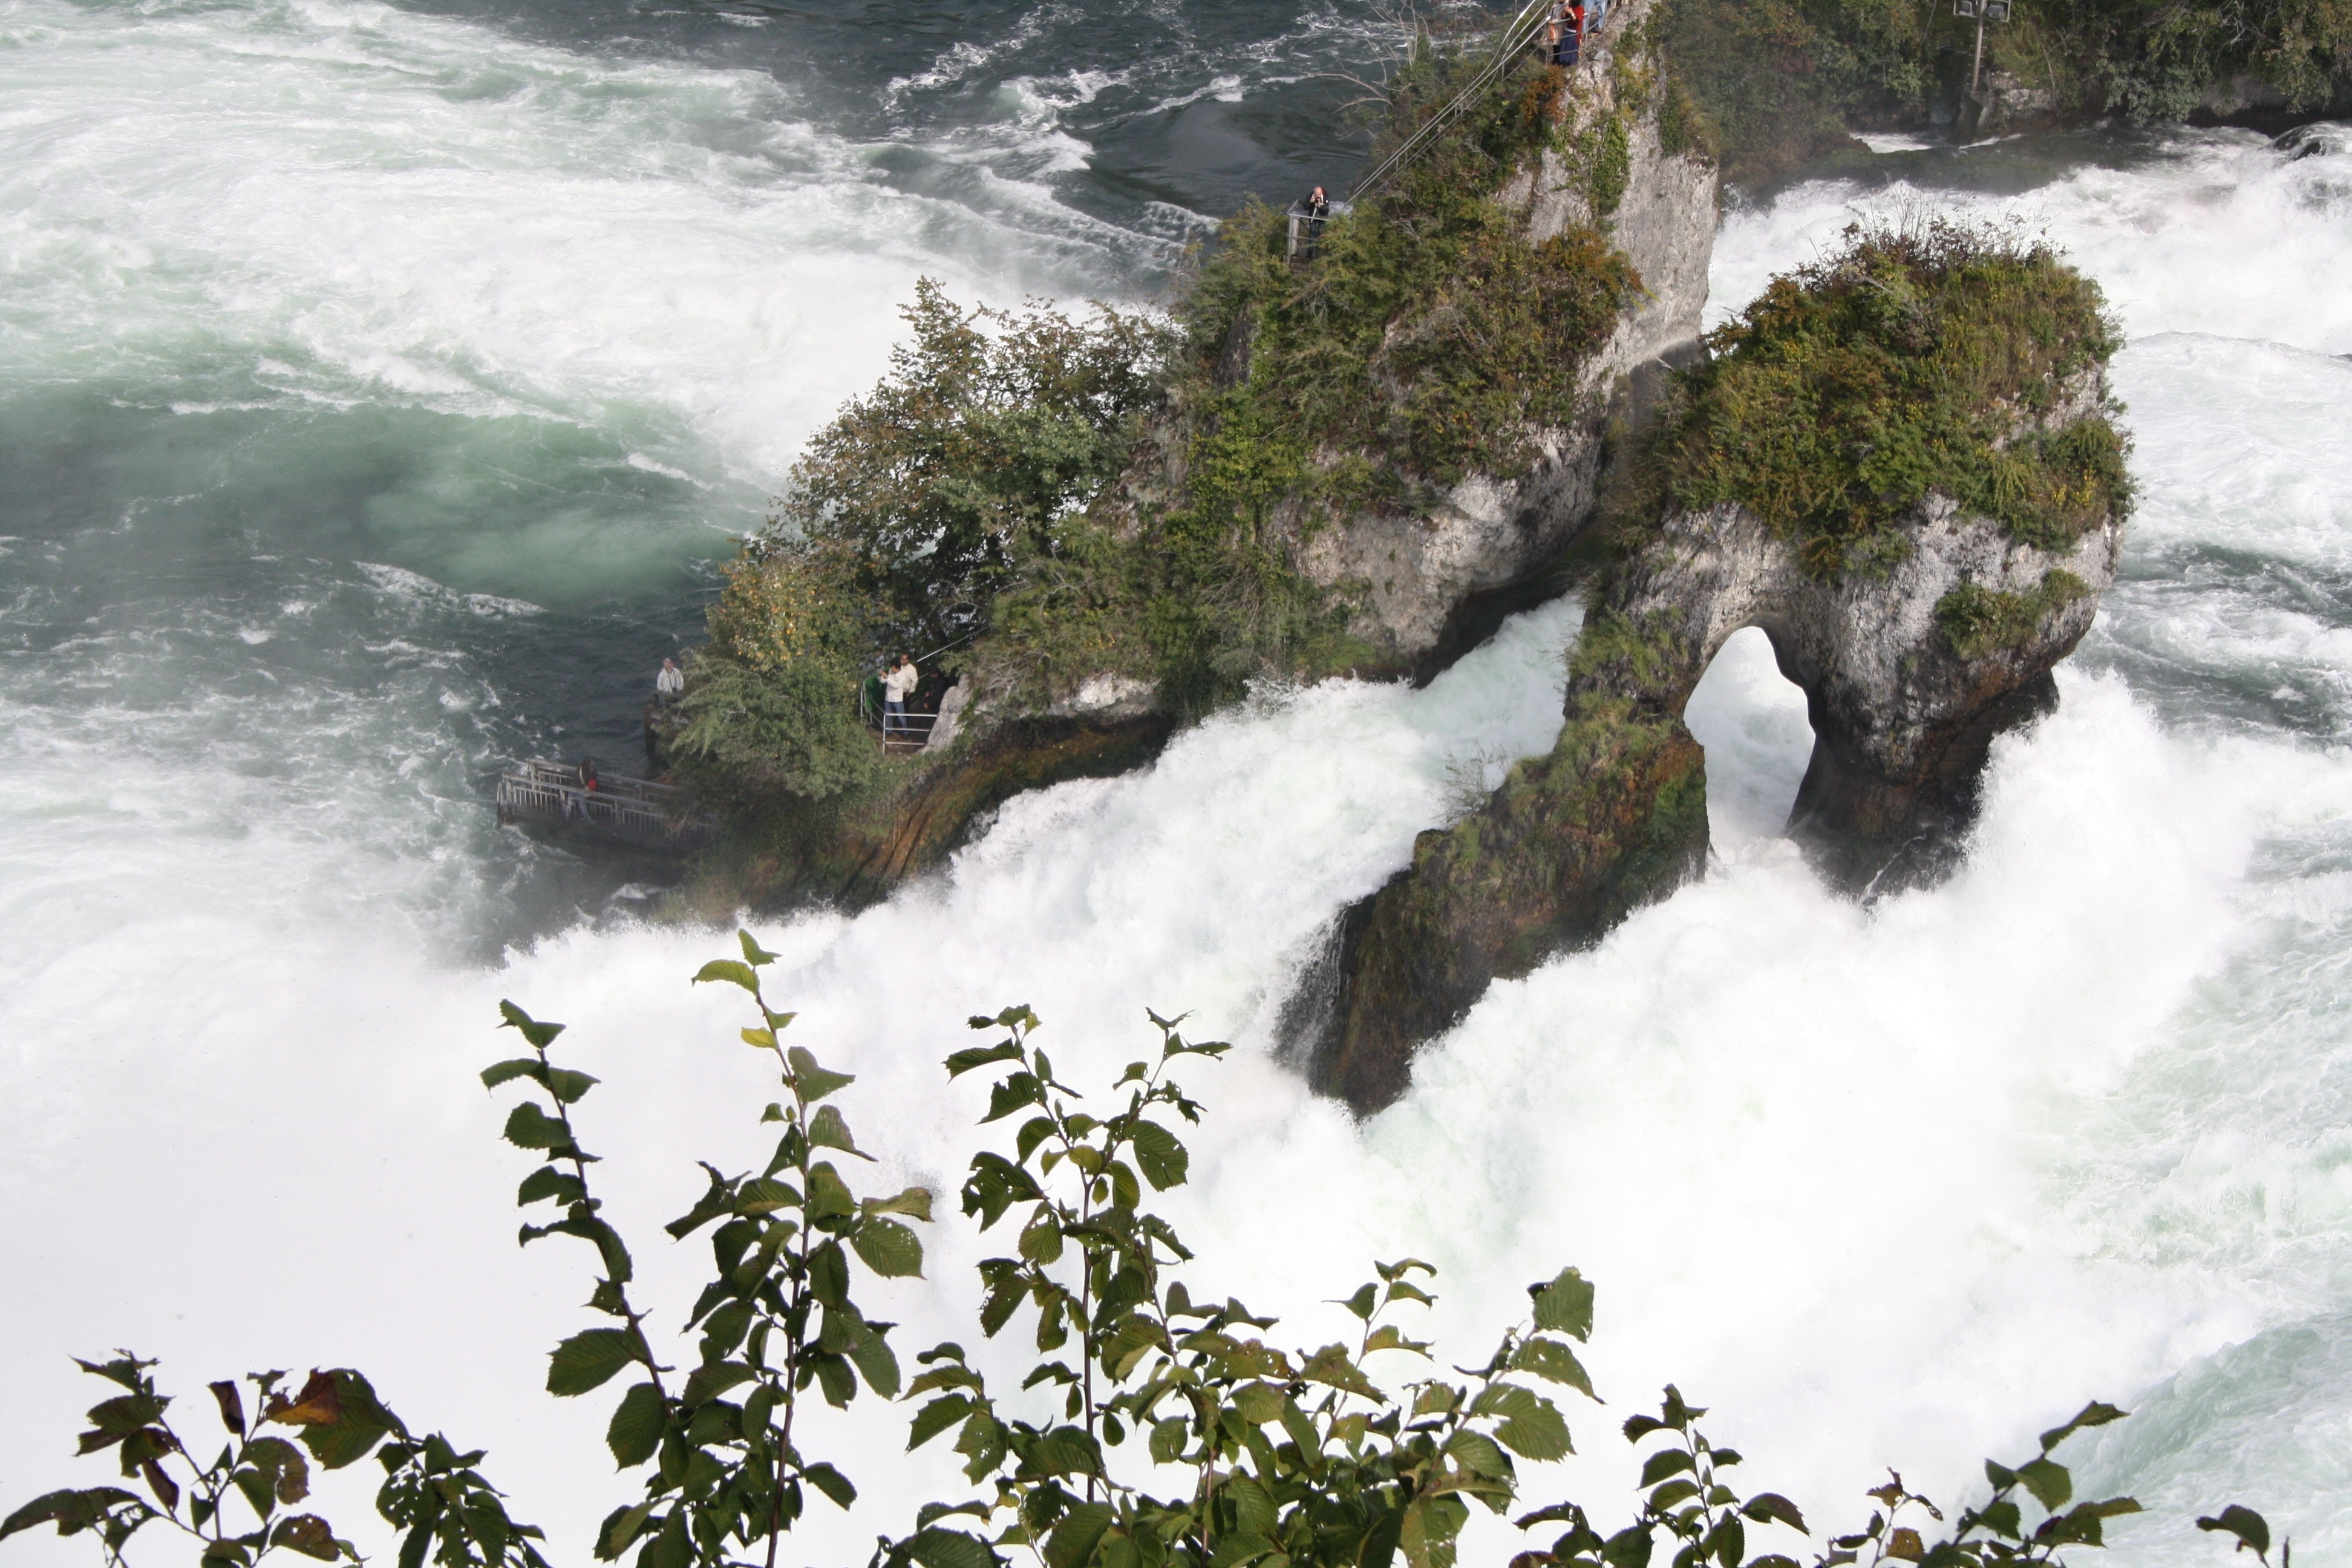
left=4, top=5, right=2351, bottom=1564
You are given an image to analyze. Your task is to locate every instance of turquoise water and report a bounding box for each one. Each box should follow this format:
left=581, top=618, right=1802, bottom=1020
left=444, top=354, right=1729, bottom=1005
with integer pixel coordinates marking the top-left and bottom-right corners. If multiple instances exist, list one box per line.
left=3, top=4, right=2350, bottom=1565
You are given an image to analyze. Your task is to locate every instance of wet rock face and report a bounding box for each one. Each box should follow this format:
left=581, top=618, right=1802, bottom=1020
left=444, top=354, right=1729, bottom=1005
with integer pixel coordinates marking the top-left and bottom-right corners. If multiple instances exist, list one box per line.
left=1598, top=487, right=2122, bottom=890
left=1310, top=390, right=2124, bottom=1112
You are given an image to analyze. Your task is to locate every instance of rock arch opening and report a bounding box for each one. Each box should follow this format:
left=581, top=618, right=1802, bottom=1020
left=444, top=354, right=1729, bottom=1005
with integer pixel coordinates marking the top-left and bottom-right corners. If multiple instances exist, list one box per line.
left=1682, top=626, right=1813, bottom=850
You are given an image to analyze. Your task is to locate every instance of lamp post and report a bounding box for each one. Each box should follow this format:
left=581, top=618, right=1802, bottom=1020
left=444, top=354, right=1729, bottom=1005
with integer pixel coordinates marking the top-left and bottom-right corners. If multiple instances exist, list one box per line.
left=1951, top=0, right=2013, bottom=98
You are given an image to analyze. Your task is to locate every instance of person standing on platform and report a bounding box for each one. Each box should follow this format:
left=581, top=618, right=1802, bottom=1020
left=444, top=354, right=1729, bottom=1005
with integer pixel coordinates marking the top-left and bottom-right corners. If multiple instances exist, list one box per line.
left=655, top=656, right=685, bottom=705
left=882, top=653, right=918, bottom=743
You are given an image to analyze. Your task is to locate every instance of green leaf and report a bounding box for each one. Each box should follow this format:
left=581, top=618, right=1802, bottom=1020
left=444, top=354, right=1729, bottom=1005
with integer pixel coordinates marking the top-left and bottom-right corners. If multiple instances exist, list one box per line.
left=498, top=1001, right=564, bottom=1050
left=1601, top=1524, right=1653, bottom=1568
left=1531, top=1268, right=1595, bottom=1341
left=1046, top=1503, right=1115, bottom=1568
left=788, top=1046, right=855, bottom=1102
left=805, top=1462, right=857, bottom=1510
left=1475, top=1383, right=1572, bottom=1461
left=809, top=1105, right=873, bottom=1159
left=2038, top=1400, right=2128, bottom=1454
left=1339, top=1284, right=1378, bottom=1321
left=480, top=1059, right=545, bottom=1091
left=909, top=1527, right=998, bottom=1568
left=863, top=1186, right=935, bottom=1221
left=850, top=1324, right=904, bottom=1398
left=501, top=1102, right=572, bottom=1152
left=1129, top=1120, right=1188, bottom=1191
left=681, top=1362, right=754, bottom=1405
left=515, top=1166, right=581, bottom=1207
left=1740, top=1494, right=1807, bottom=1534
left=269, top=1515, right=341, bottom=1561
left=544, top=1067, right=598, bottom=1105
left=693, top=959, right=759, bottom=992
left=739, top=930, right=779, bottom=967
left=245, top=1437, right=309, bottom=1504
left=1446, top=1429, right=1512, bottom=1480
left=735, top=1177, right=801, bottom=1217
left=606, top=1383, right=664, bottom=1469
left=2197, top=1506, right=2269, bottom=1557
left=1509, top=1336, right=1596, bottom=1400
left=547, top=1330, right=637, bottom=1397
left=1149, top=1417, right=1187, bottom=1464
left=909, top=1396, right=972, bottom=1451
left=598, top=1503, right=655, bottom=1560
left=807, top=1163, right=857, bottom=1220
left=1647, top=1480, right=1700, bottom=1511
left=1638, top=1449, right=1695, bottom=1487
left=984, top=1074, right=1043, bottom=1123
left=2014, top=1457, right=2073, bottom=1512
left=1300, top=1344, right=1380, bottom=1400
left=853, top=1217, right=926, bottom=1278
left=1, top=1488, right=145, bottom=1543
left=944, top=1040, right=1023, bottom=1078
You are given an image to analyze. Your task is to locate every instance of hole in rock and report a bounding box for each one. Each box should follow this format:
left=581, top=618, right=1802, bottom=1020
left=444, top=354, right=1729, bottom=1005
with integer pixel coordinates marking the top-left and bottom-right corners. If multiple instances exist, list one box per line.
left=1682, top=626, right=1814, bottom=848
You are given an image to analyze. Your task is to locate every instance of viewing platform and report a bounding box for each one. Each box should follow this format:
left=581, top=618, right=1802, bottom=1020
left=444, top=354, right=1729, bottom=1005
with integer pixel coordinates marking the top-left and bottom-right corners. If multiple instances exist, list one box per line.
left=495, top=759, right=720, bottom=857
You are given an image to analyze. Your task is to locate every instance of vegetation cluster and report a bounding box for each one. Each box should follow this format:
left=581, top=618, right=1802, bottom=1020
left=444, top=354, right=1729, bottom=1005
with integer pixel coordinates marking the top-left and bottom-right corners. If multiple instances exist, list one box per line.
left=1656, top=0, right=2352, bottom=184
left=669, top=31, right=1657, bottom=817
left=1615, top=217, right=2129, bottom=578
left=1, top=939, right=2291, bottom=1568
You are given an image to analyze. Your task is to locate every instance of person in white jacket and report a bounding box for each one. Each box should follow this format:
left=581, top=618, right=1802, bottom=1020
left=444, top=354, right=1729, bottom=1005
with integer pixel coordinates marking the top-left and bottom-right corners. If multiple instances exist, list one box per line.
left=655, top=657, right=685, bottom=705
left=882, top=654, right=918, bottom=741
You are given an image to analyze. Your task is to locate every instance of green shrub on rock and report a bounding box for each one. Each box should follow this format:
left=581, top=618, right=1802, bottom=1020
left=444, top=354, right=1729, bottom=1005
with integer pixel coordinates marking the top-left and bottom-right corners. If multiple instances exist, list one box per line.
left=668, top=543, right=890, bottom=809
left=1621, top=217, right=2128, bottom=578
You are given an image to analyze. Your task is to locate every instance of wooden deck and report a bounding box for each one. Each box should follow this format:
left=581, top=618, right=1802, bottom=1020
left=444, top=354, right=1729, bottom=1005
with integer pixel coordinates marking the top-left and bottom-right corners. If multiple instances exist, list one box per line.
left=495, top=760, right=720, bottom=857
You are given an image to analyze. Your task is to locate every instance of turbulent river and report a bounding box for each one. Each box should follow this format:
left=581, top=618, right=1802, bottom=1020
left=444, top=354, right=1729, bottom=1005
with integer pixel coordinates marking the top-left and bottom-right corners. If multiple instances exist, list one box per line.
left=4, top=2, right=2350, bottom=1564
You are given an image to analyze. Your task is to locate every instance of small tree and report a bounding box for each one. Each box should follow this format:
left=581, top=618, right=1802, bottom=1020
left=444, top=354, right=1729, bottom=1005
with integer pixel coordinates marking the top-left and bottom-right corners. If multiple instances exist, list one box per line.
left=777, top=280, right=1172, bottom=658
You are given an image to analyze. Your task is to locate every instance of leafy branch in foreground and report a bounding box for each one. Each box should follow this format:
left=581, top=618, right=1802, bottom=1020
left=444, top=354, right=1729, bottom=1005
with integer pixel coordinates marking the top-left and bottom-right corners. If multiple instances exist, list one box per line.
left=0, top=1356, right=543, bottom=1568
left=492, top=931, right=932, bottom=1568
left=4, top=934, right=2290, bottom=1568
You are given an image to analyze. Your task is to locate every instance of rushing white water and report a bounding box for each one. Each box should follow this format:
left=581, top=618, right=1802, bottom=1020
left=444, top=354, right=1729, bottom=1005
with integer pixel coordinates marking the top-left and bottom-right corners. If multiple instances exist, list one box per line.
left=4, top=4, right=2351, bottom=1566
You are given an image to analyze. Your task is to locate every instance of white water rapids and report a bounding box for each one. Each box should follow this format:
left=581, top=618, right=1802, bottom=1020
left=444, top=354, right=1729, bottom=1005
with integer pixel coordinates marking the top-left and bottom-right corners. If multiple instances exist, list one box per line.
left=4, top=3, right=2350, bottom=1566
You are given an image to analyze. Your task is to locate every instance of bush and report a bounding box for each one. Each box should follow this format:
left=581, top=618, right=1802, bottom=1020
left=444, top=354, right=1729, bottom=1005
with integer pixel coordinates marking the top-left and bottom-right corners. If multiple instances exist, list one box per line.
left=1, top=939, right=2290, bottom=1568
left=668, top=544, right=890, bottom=808
left=1618, top=217, right=2128, bottom=577
left=776, top=280, right=1172, bottom=660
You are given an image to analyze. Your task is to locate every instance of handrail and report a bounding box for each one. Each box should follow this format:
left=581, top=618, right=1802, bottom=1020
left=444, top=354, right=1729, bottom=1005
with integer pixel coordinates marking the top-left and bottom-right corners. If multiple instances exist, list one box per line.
left=1347, top=0, right=1557, bottom=203
left=495, top=760, right=719, bottom=854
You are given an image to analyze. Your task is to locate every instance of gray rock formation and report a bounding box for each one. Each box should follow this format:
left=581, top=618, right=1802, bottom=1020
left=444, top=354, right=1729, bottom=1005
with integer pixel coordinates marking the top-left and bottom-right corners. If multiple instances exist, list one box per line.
left=1296, top=0, right=1719, bottom=676
left=1308, top=364, right=2125, bottom=1112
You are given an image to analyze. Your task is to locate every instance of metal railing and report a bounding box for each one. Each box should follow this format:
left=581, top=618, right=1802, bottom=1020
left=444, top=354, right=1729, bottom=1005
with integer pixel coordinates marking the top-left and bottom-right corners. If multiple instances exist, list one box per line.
left=1348, top=0, right=1555, bottom=203
left=860, top=681, right=944, bottom=751
left=495, top=759, right=720, bottom=855
left=1347, top=0, right=1615, bottom=206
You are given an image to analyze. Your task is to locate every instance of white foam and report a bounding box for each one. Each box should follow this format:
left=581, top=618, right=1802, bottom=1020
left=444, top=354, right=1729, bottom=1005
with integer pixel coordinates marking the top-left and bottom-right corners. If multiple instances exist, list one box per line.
left=1711, top=128, right=2352, bottom=353
left=5, top=16, right=2352, bottom=1568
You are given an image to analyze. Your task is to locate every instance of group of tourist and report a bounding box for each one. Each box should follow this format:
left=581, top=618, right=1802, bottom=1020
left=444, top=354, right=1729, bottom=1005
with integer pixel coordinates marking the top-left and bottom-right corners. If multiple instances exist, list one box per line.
left=1543, top=0, right=1607, bottom=66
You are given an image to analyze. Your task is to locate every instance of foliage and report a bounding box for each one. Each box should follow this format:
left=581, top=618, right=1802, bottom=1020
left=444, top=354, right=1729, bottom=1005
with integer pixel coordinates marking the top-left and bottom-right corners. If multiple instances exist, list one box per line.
left=668, top=541, right=896, bottom=810
left=775, top=279, right=1172, bottom=659
left=4, top=937, right=2290, bottom=1568
left=0, top=1357, right=544, bottom=1568
left=1618, top=217, right=2128, bottom=578
left=1935, top=570, right=2092, bottom=660
left=1658, top=0, right=2352, bottom=185
left=980, top=38, right=1648, bottom=712
left=1177, top=50, right=1639, bottom=495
